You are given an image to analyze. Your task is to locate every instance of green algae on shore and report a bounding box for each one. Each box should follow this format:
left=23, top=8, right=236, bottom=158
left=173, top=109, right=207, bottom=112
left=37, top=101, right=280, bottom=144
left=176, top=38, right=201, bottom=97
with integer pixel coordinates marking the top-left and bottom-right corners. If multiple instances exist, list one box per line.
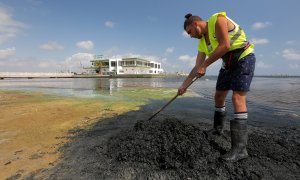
left=0, top=87, right=196, bottom=179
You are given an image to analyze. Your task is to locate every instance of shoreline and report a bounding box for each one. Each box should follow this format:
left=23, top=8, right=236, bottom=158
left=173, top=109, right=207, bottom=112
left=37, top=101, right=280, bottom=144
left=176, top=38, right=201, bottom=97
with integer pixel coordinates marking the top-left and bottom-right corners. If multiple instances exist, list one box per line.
left=0, top=74, right=168, bottom=79
left=1, top=74, right=300, bottom=80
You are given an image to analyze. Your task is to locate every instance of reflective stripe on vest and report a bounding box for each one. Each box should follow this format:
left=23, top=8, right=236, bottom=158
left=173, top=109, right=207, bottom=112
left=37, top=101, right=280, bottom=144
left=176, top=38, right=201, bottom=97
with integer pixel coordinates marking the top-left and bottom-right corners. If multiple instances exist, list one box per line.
left=230, top=27, right=248, bottom=47
left=198, top=12, right=254, bottom=60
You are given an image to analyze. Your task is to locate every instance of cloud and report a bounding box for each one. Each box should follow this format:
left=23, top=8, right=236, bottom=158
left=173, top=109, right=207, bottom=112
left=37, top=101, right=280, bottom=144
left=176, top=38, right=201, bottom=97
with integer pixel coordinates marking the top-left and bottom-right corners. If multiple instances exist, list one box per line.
left=103, top=47, right=119, bottom=57
left=0, top=6, right=28, bottom=44
left=0, top=56, right=62, bottom=72
left=285, top=41, right=296, bottom=45
left=114, top=53, right=139, bottom=59
left=178, top=54, right=196, bottom=67
left=251, top=38, right=269, bottom=45
left=165, top=47, right=174, bottom=55
left=139, top=55, right=162, bottom=62
left=182, top=30, right=190, bottom=38
left=76, top=40, right=94, bottom=50
left=252, top=22, right=271, bottom=30
left=0, top=52, right=95, bottom=73
left=161, top=57, right=168, bottom=64
left=66, top=53, right=94, bottom=66
left=288, top=64, right=300, bottom=69
left=38, top=61, right=51, bottom=68
left=282, top=49, right=300, bottom=60
left=179, top=54, right=193, bottom=61
left=114, top=53, right=163, bottom=63
left=104, top=21, right=115, bottom=28
left=0, top=47, right=16, bottom=59
left=63, top=53, right=94, bottom=73
left=39, top=41, right=64, bottom=50
left=257, top=61, right=272, bottom=68
left=177, top=54, right=223, bottom=74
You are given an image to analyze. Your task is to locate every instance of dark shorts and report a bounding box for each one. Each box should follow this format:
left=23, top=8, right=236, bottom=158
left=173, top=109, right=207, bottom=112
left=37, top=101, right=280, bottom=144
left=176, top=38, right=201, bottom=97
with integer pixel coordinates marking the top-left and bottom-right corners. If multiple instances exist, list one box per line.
left=216, top=53, right=256, bottom=92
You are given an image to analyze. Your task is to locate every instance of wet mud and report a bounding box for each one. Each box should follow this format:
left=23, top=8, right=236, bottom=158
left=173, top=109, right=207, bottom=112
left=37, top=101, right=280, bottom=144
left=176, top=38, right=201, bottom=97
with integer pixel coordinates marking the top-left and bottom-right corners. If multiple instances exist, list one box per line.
left=107, top=118, right=300, bottom=180
left=27, top=111, right=300, bottom=180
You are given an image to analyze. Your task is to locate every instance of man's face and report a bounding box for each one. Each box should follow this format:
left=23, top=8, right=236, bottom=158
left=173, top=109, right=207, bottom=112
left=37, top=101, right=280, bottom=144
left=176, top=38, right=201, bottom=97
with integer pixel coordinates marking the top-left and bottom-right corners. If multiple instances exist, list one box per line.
left=185, top=24, right=202, bottom=39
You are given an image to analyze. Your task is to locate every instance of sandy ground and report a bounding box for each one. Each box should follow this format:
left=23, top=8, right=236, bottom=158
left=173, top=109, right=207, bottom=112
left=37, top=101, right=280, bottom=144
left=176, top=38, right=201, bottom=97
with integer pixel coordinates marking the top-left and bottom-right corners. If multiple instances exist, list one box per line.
left=1, top=90, right=300, bottom=179
left=0, top=90, right=136, bottom=179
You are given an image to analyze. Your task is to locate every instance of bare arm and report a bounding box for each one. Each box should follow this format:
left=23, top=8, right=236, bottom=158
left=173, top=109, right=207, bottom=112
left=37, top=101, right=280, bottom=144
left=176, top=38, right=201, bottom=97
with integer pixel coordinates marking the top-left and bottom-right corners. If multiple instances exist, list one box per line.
left=178, top=52, right=206, bottom=95
left=198, top=15, right=230, bottom=75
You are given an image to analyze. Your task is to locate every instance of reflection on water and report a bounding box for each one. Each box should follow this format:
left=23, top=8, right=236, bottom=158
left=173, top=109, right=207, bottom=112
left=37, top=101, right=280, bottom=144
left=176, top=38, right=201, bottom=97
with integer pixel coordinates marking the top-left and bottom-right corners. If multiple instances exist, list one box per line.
left=0, top=78, right=170, bottom=98
left=1, top=76, right=299, bottom=126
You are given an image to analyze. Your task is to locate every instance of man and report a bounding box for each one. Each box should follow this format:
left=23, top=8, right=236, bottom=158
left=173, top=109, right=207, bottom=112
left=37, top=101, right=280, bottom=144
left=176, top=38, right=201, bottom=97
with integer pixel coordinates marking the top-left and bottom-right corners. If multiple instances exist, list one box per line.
left=178, top=12, right=255, bottom=162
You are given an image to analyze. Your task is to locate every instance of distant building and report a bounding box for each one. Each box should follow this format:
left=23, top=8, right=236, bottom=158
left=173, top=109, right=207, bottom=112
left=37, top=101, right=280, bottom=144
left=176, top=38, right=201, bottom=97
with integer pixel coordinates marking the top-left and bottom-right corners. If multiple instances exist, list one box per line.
left=87, top=55, right=164, bottom=75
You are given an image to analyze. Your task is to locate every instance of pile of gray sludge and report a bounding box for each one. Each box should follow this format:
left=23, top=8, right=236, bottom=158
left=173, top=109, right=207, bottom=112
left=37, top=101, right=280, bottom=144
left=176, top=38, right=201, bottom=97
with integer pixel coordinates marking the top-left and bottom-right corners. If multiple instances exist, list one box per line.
left=107, top=118, right=300, bottom=179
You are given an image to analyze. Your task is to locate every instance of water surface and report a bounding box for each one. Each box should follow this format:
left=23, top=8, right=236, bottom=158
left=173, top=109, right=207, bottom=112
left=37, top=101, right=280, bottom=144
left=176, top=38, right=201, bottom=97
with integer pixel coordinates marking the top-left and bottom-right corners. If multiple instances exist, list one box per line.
left=1, top=76, right=299, bottom=127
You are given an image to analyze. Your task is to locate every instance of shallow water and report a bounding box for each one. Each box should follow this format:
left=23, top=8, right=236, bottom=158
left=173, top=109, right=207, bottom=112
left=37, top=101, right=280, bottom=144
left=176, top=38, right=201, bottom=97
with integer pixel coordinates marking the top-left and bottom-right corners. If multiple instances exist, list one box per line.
left=0, top=76, right=299, bottom=126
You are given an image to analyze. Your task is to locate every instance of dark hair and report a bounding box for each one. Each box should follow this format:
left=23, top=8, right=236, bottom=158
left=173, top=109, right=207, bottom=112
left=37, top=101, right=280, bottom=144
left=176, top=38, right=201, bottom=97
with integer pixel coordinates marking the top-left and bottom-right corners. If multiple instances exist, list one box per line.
left=184, top=13, right=202, bottom=30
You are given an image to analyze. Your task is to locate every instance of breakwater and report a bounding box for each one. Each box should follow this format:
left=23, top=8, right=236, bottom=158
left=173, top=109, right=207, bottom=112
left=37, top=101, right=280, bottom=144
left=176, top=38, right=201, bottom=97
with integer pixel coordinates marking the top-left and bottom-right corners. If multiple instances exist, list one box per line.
left=0, top=72, right=167, bottom=79
left=0, top=72, right=74, bottom=79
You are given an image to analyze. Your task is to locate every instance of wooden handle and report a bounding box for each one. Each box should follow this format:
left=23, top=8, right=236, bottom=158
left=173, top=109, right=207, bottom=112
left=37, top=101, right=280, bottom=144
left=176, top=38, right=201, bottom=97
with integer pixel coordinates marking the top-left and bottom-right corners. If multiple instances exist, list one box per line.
left=148, top=76, right=199, bottom=120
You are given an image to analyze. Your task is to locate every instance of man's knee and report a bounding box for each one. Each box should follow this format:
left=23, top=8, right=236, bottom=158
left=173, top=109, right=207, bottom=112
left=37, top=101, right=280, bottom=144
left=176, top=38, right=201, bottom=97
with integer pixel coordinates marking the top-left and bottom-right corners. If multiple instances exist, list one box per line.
left=232, top=91, right=247, bottom=101
left=232, top=91, right=247, bottom=112
left=215, top=91, right=228, bottom=106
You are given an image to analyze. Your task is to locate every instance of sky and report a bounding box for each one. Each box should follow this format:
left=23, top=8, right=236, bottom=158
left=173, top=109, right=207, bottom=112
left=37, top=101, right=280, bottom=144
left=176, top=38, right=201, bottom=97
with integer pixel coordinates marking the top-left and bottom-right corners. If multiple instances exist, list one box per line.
left=0, top=0, right=299, bottom=75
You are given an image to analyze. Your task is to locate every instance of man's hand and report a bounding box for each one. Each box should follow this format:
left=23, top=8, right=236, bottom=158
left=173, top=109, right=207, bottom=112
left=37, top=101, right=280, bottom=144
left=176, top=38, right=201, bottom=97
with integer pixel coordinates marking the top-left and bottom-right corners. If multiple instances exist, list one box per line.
left=197, top=65, right=206, bottom=77
left=177, top=85, right=187, bottom=96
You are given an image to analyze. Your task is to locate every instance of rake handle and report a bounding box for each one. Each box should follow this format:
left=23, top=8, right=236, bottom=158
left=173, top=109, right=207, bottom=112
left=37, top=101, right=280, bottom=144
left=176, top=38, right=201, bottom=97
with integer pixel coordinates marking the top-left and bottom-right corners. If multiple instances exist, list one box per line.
left=148, top=76, right=199, bottom=120
left=148, top=94, right=178, bottom=120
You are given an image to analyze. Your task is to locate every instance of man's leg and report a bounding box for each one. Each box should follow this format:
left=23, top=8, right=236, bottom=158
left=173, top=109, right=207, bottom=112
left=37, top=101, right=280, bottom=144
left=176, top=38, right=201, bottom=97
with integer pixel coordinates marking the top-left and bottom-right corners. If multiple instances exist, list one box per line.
left=232, top=91, right=247, bottom=112
left=215, top=90, right=229, bottom=108
left=209, top=90, right=228, bottom=135
left=222, top=91, right=248, bottom=161
left=221, top=53, right=255, bottom=162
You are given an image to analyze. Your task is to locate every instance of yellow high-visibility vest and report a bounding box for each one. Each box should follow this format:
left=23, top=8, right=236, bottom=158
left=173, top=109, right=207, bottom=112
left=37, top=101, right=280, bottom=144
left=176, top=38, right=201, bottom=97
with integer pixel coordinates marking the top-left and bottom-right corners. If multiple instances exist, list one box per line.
left=198, top=12, right=254, bottom=60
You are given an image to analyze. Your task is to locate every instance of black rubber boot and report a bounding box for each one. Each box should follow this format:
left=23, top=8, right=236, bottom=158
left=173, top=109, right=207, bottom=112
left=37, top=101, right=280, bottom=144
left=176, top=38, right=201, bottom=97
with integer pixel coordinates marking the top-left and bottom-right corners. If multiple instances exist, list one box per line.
left=206, top=111, right=226, bottom=135
left=221, top=119, right=248, bottom=162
